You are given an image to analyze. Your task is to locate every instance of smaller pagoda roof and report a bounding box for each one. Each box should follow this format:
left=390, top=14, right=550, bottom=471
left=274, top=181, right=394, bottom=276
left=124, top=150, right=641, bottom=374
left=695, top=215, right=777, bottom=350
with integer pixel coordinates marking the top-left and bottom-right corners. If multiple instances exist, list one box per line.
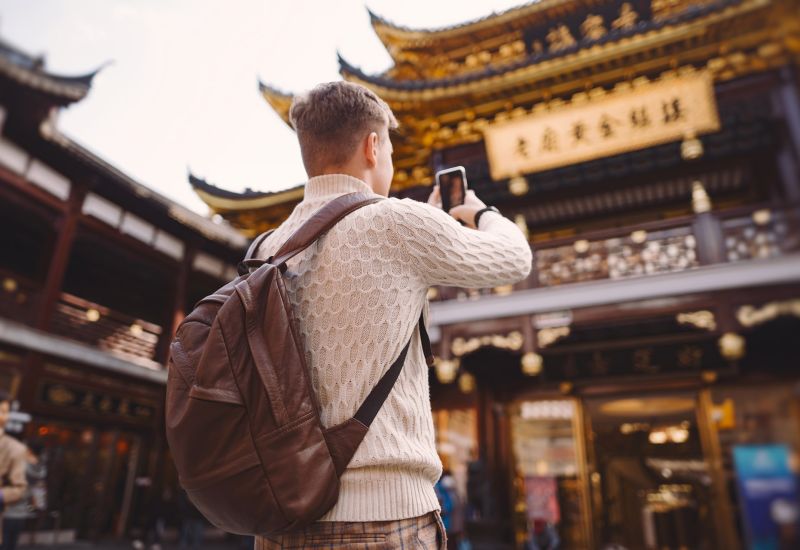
left=189, top=172, right=304, bottom=211
left=0, top=37, right=101, bottom=105
left=258, top=80, right=294, bottom=128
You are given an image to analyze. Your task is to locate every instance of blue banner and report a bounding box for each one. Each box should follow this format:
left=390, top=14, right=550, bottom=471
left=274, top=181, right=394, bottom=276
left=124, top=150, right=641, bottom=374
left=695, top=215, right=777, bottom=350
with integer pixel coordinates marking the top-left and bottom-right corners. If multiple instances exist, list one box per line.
left=733, top=445, right=800, bottom=550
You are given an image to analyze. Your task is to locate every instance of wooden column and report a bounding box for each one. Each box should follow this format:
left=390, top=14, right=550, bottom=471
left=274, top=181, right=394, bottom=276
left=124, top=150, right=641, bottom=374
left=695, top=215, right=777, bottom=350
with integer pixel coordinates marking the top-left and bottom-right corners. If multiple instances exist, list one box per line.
left=17, top=186, right=85, bottom=405
left=155, top=245, right=194, bottom=364
left=690, top=182, right=725, bottom=265
left=778, top=67, right=800, bottom=171
left=35, top=185, right=86, bottom=330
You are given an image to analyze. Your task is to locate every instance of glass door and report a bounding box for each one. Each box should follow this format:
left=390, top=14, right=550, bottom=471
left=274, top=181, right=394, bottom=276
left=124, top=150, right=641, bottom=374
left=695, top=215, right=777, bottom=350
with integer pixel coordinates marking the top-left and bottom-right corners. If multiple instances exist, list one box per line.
left=584, top=392, right=724, bottom=550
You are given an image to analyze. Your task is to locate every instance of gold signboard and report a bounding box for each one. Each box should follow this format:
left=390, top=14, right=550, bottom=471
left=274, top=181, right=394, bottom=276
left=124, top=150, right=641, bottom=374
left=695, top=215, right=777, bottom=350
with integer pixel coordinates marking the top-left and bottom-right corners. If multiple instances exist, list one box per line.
left=483, top=71, right=720, bottom=179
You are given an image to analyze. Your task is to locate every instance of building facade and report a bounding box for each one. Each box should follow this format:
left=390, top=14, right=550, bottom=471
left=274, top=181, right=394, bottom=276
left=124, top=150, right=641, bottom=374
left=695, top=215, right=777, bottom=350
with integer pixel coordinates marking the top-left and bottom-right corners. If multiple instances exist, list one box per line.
left=0, top=36, right=246, bottom=541
left=194, top=1, right=800, bottom=548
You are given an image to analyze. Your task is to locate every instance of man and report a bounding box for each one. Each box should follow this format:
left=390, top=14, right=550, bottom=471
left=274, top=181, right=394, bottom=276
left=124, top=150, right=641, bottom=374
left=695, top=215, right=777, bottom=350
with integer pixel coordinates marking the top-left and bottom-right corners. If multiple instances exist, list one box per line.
left=3, top=439, right=46, bottom=550
left=255, top=81, right=531, bottom=549
left=0, top=391, right=28, bottom=548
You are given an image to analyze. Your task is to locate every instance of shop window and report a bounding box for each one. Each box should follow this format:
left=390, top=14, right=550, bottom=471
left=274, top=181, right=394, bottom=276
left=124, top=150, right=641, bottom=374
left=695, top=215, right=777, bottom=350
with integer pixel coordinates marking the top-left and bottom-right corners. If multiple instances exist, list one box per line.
left=509, top=399, right=590, bottom=549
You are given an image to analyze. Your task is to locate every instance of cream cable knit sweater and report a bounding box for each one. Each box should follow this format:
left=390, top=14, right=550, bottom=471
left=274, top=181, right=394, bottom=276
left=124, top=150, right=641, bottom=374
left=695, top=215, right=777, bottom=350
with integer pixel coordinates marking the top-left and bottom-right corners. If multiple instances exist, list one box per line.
left=255, top=174, right=532, bottom=522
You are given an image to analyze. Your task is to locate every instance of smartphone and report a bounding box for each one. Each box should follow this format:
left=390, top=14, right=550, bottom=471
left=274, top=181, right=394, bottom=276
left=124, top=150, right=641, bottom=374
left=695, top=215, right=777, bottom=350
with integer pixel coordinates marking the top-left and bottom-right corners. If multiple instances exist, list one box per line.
left=435, top=166, right=468, bottom=212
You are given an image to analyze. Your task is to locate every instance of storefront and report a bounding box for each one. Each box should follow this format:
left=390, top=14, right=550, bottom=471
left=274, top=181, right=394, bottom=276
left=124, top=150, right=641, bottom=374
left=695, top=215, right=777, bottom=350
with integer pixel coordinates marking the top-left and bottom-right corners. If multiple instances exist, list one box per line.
left=429, top=298, right=800, bottom=549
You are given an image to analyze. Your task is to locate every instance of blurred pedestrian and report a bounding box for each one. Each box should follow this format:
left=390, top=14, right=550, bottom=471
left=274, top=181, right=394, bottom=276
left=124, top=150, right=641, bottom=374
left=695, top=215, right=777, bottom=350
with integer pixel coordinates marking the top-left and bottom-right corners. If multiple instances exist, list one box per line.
left=2, top=438, right=46, bottom=550
left=435, top=470, right=465, bottom=549
left=0, top=391, right=27, bottom=550
left=177, top=489, right=204, bottom=549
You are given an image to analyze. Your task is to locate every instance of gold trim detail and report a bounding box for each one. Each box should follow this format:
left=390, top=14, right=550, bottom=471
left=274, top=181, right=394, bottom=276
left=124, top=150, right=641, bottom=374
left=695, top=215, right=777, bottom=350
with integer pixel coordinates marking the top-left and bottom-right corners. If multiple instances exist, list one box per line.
left=451, top=331, right=524, bottom=357
left=676, top=310, right=717, bottom=331
left=737, top=300, right=800, bottom=327
left=538, top=326, right=571, bottom=348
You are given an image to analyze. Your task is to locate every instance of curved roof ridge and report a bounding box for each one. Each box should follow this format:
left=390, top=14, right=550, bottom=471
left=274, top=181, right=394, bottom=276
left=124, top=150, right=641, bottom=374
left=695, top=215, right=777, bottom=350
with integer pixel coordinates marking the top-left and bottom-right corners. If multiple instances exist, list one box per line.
left=0, top=35, right=105, bottom=102
left=257, top=79, right=293, bottom=99
left=344, top=1, right=738, bottom=92
left=367, top=1, right=547, bottom=37
left=188, top=172, right=303, bottom=200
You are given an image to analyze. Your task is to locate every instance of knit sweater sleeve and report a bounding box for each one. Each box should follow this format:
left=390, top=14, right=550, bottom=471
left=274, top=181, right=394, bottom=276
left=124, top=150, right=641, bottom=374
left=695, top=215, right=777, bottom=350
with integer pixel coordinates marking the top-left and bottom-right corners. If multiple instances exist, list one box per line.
left=387, top=198, right=532, bottom=288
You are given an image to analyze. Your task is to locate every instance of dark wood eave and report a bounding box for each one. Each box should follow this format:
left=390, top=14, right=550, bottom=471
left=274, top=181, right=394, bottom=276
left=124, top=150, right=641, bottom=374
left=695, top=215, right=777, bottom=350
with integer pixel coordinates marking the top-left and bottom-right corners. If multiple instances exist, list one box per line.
left=36, top=119, right=248, bottom=250
left=0, top=37, right=101, bottom=105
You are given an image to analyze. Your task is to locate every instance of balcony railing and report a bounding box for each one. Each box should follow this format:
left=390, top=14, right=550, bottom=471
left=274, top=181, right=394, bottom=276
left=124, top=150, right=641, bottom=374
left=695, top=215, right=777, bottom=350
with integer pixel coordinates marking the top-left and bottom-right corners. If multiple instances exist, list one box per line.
left=50, top=293, right=163, bottom=367
left=0, top=269, right=41, bottom=325
left=428, top=203, right=800, bottom=302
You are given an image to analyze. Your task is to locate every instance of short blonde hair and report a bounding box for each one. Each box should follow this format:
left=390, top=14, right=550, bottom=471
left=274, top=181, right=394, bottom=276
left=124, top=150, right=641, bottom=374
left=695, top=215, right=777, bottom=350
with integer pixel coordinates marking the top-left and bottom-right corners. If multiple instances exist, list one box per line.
left=289, top=81, right=398, bottom=176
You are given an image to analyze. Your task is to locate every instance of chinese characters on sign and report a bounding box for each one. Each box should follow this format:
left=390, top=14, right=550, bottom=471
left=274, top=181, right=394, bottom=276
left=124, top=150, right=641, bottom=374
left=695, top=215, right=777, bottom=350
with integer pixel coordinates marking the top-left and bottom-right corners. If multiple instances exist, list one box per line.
left=483, top=71, right=720, bottom=179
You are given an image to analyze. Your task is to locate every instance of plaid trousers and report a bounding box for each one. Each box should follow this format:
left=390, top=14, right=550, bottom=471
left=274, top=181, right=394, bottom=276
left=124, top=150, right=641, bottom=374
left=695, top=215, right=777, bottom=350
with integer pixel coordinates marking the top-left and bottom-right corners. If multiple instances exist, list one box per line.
left=255, top=511, right=446, bottom=549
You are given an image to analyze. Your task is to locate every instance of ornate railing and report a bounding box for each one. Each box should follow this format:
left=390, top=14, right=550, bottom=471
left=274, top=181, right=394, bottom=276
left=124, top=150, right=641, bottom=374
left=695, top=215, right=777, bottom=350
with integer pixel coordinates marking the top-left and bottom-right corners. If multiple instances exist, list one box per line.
left=0, top=269, right=41, bottom=325
left=428, top=203, right=799, bottom=301
left=49, top=293, right=163, bottom=366
left=720, top=207, right=794, bottom=263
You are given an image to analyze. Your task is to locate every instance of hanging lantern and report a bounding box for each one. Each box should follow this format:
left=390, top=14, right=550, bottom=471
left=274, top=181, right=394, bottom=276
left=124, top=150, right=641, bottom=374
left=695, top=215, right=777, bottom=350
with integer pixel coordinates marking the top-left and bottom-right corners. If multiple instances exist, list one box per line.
left=435, top=358, right=459, bottom=384
left=692, top=181, right=712, bottom=214
left=718, top=332, right=745, bottom=361
left=458, top=372, right=476, bottom=394
left=681, top=130, right=704, bottom=160
left=509, top=176, right=529, bottom=196
left=521, top=352, right=543, bottom=376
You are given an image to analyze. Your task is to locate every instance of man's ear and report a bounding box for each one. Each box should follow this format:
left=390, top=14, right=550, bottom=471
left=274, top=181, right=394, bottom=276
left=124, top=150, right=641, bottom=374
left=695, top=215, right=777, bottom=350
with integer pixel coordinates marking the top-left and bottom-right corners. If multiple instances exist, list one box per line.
left=364, top=131, right=379, bottom=167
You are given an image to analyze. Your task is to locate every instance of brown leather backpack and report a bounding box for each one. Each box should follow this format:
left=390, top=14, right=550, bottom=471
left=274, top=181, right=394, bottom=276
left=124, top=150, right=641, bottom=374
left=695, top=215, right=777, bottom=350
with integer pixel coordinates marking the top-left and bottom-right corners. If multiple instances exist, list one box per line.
left=165, top=193, right=433, bottom=535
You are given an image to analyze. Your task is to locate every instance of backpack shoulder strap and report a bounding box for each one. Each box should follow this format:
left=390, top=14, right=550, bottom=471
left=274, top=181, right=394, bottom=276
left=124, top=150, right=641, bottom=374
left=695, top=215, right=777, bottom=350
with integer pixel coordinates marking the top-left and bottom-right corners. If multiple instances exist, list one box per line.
left=353, top=312, right=433, bottom=428
left=237, top=229, right=275, bottom=276
left=269, top=193, right=383, bottom=267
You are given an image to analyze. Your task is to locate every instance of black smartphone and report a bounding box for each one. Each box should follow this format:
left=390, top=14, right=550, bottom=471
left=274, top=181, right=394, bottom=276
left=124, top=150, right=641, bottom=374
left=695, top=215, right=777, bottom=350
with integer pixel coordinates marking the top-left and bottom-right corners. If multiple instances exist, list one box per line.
left=435, top=166, right=468, bottom=212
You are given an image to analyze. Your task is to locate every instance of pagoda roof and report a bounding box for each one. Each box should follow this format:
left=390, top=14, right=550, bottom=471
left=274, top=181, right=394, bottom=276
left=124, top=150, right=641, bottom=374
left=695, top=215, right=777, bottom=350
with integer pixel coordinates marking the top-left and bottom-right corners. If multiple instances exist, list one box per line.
left=0, top=37, right=100, bottom=105
left=258, top=80, right=294, bottom=129
left=346, top=0, right=741, bottom=93
left=189, top=172, right=304, bottom=210
left=368, top=1, right=557, bottom=44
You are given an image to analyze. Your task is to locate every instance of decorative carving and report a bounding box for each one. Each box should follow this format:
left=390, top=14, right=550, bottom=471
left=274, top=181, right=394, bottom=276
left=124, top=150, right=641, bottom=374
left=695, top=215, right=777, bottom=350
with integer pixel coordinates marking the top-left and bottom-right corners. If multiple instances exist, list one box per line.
left=538, top=326, right=570, bottom=348
left=612, top=3, right=639, bottom=30
left=451, top=331, right=524, bottom=356
left=676, top=310, right=717, bottom=331
left=47, top=384, right=75, bottom=406
left=678, top=345, right=704, bottom=369
left=723, top=212, right=787, bottom=263
left=737, top=300, right=800, bottom=327
left=547, top=25, right=576, bottom=52
left=536, top=228, right=698, bottom=287
left=652, top=0, right=690, bottom=20
left=581, top=14, right=607, bottom=41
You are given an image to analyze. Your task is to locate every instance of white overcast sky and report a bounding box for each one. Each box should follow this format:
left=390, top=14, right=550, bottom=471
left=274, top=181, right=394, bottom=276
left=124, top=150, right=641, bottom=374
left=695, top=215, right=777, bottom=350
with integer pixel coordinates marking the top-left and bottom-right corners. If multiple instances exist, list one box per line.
left=1, top=0, right=522, bottom=214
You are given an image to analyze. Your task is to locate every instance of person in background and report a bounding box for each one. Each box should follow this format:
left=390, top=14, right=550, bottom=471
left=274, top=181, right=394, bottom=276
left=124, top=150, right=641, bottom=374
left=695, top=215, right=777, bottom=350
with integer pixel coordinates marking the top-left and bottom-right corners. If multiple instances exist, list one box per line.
left=0, top=391, right=27, bottom=550
left=2, top=439, right=47, bottom=550
left=435, top=470, right=466, bottom=550
left=177, top=489, right=204, bottom=549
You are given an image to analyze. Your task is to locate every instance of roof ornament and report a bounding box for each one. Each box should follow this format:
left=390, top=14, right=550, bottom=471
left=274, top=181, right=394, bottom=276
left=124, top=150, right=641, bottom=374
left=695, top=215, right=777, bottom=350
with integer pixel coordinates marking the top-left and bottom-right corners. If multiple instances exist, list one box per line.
left=581, top=14, right=607, bottom=41
left=612, top=3, right=639, bottom=31
left=546, top=25, right=576, bottom=52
